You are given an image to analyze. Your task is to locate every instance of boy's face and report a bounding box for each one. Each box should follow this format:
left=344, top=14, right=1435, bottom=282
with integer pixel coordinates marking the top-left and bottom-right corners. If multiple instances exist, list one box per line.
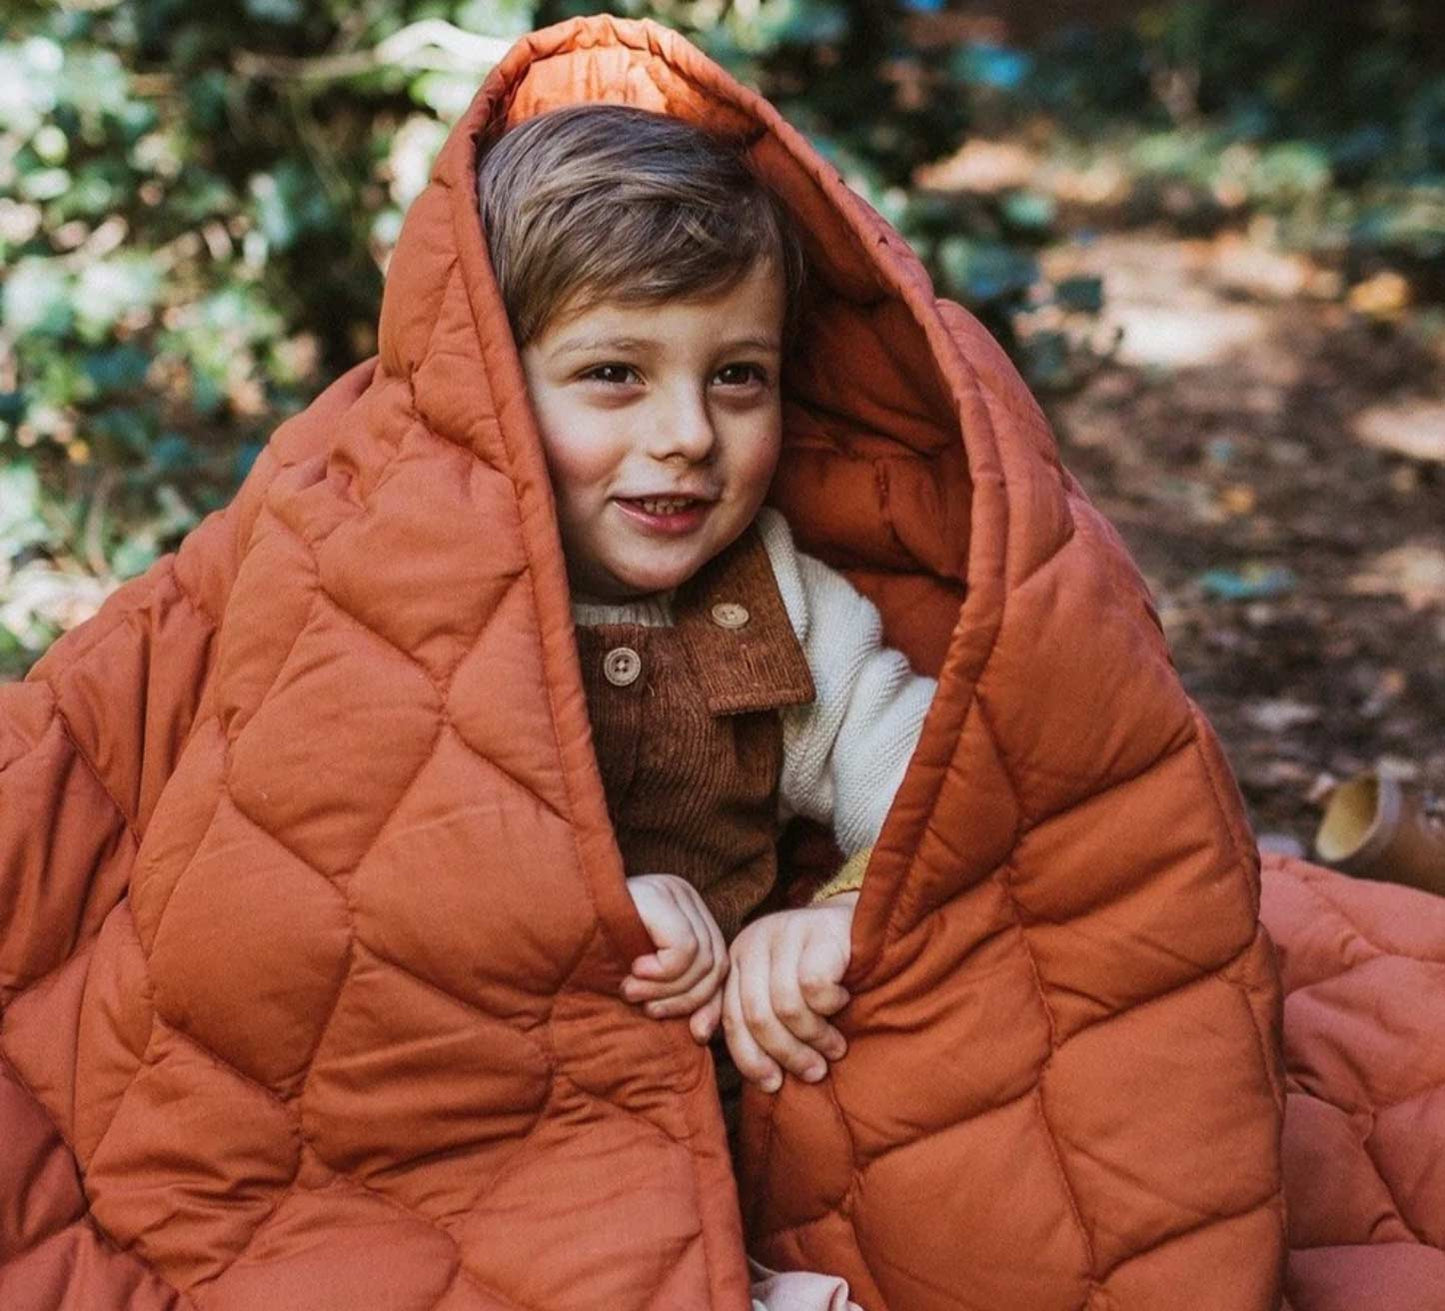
left=521, top=262, right=786, bottom=602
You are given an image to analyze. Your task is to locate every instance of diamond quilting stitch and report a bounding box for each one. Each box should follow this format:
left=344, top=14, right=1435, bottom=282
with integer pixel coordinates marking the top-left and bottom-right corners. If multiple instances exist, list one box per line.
left=226, top=600, right=444, bottom=879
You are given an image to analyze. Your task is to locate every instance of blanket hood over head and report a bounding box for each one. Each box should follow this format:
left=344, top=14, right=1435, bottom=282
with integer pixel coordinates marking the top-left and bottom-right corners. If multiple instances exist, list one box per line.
left=0, top=15, right=1287, bottom=1310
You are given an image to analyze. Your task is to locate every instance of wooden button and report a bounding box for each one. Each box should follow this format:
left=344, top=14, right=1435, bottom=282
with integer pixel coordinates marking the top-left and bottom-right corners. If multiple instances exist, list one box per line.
left=710, top=602, right=750, bottom=629
left=602, top=646, right=642, bottom=687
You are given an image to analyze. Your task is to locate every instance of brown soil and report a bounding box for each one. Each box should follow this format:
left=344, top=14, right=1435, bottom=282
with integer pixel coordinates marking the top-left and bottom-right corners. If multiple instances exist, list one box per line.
left=1044, top=232, right=1445, bottom=852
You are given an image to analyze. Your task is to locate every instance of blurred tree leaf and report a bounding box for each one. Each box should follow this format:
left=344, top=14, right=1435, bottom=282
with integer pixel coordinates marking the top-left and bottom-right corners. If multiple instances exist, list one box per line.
left=1055, top=276, right=1105, bottom=314
left=951, top=42, right=1033, bottom=92
left=1001, top=189, right=1057, bottom=232
left=75, top=255, right=162, bottom=341
left=936, top=236, right=1037, bottom=305
left=0, top=462, right=55, bottom=558
left=2, top=258, right=74, bottom=337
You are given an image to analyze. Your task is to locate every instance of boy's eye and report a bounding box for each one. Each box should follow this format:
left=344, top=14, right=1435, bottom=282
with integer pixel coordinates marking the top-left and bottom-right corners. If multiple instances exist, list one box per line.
left=582, top=363, right=640, bottom=385
left=714, top=363, right=768, bottom=388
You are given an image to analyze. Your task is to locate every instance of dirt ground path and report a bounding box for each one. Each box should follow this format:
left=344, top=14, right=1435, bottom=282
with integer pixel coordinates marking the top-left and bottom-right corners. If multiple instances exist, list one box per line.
left=1046, top=231, right=1445, bottom=850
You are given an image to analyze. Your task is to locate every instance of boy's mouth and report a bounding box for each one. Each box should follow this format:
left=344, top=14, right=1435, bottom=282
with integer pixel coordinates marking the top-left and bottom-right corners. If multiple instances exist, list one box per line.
left=625, top=496, right=703, bottom=516
left=613, top=495, right=714, bottom=535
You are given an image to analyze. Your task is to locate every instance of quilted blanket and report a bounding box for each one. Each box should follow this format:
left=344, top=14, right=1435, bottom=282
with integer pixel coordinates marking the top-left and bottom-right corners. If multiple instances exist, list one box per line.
left=2, top=13, right=1426, bottom=1311
left=1262, top=855, right=1445, bottom=1311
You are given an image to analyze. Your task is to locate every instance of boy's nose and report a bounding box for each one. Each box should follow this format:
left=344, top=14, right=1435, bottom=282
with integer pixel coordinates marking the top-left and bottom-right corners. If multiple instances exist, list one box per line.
left=650, top=389, right=716, bottom=462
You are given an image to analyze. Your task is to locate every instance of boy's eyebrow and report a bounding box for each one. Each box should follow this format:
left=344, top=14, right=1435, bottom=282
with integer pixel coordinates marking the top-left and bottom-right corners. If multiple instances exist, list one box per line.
left=547, top=333, right=781, bottom=356
left=549, top=334, right=653, bottom=356
left=719, top=335, right=782, bottom=354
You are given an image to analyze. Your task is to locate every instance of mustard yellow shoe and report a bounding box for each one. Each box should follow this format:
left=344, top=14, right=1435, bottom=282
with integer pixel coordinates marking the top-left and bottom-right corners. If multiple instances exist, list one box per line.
left=1316, top=772, right=1445, bottom=897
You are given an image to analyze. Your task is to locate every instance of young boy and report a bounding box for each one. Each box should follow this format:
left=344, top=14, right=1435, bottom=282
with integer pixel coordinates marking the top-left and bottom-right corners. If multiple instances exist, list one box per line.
left=477, top=104, right=937, bottom=1097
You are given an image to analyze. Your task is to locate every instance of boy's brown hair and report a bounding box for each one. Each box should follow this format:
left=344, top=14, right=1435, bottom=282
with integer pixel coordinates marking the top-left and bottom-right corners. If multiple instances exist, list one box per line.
left=477, top=104, right=806, bottom=345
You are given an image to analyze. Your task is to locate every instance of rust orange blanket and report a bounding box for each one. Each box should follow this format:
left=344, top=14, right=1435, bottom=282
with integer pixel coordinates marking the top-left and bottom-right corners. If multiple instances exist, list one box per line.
left=10, top=16, right=1418, bottom=1311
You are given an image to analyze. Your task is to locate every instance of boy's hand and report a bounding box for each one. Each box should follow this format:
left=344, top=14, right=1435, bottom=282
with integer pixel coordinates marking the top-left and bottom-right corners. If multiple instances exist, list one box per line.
left=722, top=893, right=858, bottom=1093
left=622, top=874, right=728, bottom=1043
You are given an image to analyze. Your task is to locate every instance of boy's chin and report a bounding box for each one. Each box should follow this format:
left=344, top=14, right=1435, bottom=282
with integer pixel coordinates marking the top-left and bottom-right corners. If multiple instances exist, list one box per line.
left=585, top=553, right=707, bottom=601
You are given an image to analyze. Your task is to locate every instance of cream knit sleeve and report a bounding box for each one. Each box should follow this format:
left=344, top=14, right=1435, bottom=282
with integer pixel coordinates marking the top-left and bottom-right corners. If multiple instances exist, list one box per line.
left=755, top=508, right=937, bottom=856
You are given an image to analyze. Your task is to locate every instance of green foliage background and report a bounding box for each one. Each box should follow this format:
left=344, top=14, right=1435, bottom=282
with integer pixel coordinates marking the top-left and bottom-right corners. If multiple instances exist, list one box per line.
left=1, top=0, right=1442, bottom=674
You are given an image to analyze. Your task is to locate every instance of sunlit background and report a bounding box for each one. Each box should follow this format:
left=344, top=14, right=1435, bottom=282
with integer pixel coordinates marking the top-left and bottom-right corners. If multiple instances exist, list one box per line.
left=2, top=0, right=1442, bottom=850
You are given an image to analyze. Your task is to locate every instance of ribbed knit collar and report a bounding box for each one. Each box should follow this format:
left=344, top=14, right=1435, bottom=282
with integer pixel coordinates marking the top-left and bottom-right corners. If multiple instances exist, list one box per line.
left=570, top=592, right=676, bottom=628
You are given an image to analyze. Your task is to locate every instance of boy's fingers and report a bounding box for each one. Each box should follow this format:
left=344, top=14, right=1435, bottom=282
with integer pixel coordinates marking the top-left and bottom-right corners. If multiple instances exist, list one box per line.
left=771, top=952, right=847, bottom=1063
left=627, top=951, right=665, bottom=980
left=801, top=979, right=851, bottom=1017
left=628, top=955, right=686, bottom=987
left=722, top=970, right=783, bottom=1091
left=773, top=989, right=846, bottom=1062
left=630, top=895, right=720, bottom=1014
left=636, top=947, right=710, bottom=1005
left=798, top=929, right=852, bottom=1017
left=768, top=957, right=825, bottom=1043
left=670, top=895, right=719, bottom=990
left=624, top=900, right=724, bottom=1005
left=706, top=903, right=727, bottom=956
left=739, top=949, right=827, bottom=1084
left=644, top=970, right=723, bottom=1020
left=622, top=947, right=689, bottom=998
left=641, top=940, right=697, bottom=979
left=621, top=960, right=661, bottom=1001
left=689, top=991, right=723, bottom=1044
left=623, top=972, right=698, bottom=1002
left=627, top=884, right=696, bottom=975
left=702, top=909, right=728, bottom=986
left=808, top=1019, right=847, bottom=1062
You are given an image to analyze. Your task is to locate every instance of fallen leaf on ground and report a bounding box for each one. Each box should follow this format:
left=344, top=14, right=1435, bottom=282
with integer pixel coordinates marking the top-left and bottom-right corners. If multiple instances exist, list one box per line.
left=1354, top=400, right=1445, bottom=463
left=1348, top=543, right=1445, bottom=610
left=1244, top=699, right=1320, bottom=733
left=1210, top=233, right=1314, bottom=300
left=1219, top=483, right=1258, bottom=515
left=1111, top=302, right=1266, bottom=368
left=1348, top=271, right=1411, bottom=318
left=917, top=139, right=1038, bottom=193
left=1197, top=564, right=1297, bottom=600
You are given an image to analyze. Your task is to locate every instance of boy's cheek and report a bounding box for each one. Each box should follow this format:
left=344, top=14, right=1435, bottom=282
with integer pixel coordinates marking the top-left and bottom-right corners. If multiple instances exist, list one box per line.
left=733, top=430, right=782, bottom=504
left=524, top=384, right=618, bottom=486
left=539, top=442, right=622, bottom=515
left=535, top=420, right=607, bottom=481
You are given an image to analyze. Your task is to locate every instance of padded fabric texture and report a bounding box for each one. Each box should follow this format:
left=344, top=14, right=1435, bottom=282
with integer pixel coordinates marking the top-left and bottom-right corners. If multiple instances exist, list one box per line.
left=0, top=14, right=1305, bottom=1310
left=1262, top=855, right=1445, bottom=1311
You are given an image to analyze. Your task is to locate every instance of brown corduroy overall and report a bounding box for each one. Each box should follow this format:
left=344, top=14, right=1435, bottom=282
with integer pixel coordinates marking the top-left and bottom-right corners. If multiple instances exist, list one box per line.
left=574, top=528, right=816, bottom=941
